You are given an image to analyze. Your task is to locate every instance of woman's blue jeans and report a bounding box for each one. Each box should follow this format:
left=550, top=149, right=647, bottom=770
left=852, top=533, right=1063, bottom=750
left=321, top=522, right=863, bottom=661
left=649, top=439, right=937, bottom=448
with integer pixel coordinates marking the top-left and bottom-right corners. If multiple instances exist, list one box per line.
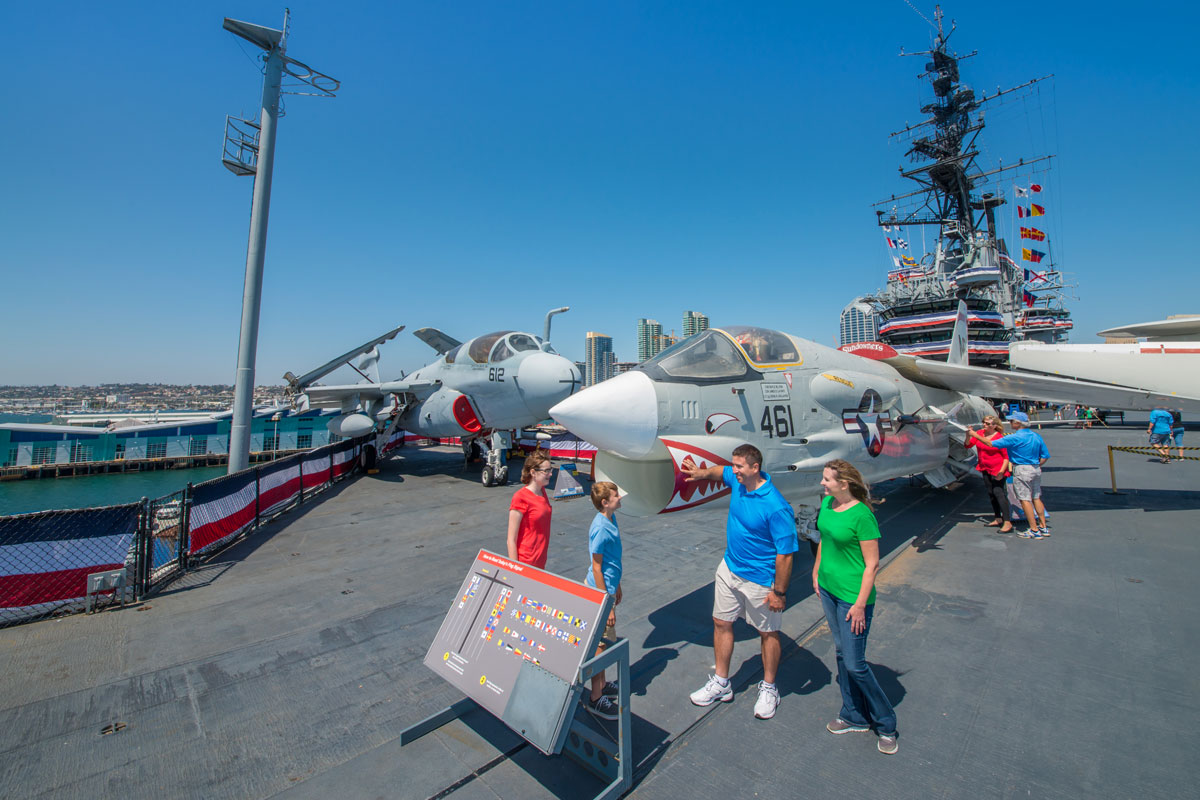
left=819, top=586, right=897, bottom=736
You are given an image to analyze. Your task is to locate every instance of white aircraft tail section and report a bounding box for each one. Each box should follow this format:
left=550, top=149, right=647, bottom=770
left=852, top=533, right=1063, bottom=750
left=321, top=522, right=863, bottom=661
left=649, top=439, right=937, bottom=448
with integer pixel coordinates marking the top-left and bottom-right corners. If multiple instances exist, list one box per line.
left=947, top=298, right=969, bottom=366
left=358, top=347, right=381, bottom=383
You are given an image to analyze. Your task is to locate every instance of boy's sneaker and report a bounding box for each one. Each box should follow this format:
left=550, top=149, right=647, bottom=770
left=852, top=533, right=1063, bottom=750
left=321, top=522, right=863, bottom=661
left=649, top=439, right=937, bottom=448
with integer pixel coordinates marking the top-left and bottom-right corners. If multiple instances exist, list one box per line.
left=826, top=718, right=870, bottom=734
left=586, top=694, right=619, bottom=721
left=753, top=682, right=780, bottom=720
left=601, top=680, right=620, bottom=698
left=689, top=674, right=733, bottom=706
left=877, top=733, right=899, bottom=755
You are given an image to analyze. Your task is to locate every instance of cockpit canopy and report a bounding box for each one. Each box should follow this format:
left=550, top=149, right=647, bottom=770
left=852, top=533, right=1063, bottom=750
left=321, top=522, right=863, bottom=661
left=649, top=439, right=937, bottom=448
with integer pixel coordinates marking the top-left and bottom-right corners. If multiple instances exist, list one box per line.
left=721, top=326, right=800, bottom=365
left=638, top=327, right=799, bottom=383
left=448, top=331, right=549, bottom=365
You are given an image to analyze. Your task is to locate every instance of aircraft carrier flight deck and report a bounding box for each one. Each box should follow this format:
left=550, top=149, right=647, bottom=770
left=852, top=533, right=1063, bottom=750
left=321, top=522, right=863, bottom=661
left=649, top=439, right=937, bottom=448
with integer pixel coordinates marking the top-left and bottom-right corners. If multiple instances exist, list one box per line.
left=1, top=418, right=1196, bottom=799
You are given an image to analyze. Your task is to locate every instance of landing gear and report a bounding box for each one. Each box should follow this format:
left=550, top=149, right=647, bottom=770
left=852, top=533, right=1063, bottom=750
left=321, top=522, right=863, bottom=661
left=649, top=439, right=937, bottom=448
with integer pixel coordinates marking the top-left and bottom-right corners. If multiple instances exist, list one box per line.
left=478, top=430, right=512, bottom=487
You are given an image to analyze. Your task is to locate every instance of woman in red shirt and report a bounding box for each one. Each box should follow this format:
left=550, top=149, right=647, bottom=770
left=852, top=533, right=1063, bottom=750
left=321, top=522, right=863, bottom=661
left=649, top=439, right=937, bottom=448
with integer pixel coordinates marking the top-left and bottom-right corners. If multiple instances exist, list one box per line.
left=507, top=451, right=554, bottom=568
left=965, top=415, right=1013, bottom=533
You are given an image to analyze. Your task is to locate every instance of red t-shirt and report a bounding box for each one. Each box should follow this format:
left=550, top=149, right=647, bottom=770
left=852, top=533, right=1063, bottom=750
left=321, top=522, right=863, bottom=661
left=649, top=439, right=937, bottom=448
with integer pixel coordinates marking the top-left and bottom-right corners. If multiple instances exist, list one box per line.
left=509, top=486, right=552, bottom=568
left=966, top=429, right=1009, bottom=476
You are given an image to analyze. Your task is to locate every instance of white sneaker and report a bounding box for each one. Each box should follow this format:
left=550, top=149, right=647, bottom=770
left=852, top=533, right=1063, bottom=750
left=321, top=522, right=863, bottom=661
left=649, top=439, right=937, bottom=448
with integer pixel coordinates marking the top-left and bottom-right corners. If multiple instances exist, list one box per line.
left=753, top=681, right=780, bottom=720
left=689, top=674, right=733, bottom=706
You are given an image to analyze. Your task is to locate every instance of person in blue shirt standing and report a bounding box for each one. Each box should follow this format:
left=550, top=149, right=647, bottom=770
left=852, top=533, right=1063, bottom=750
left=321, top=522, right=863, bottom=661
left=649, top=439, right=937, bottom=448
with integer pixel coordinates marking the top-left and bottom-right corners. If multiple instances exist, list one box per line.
left=680, top=443, right=798, bottom=720
left=969, top=411, right=1051, bottom=539
left=583, top=480, right=623, bottom=720
left=1148, top=406, right=1176, bottom=463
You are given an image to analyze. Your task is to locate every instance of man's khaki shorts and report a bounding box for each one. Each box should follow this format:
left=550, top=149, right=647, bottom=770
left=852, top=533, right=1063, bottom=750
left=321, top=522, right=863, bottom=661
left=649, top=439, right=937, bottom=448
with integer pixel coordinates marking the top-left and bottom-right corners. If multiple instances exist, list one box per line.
left=1012, top=464, right=1042, bottom=501
left=713, top=560, right=781, bottom=633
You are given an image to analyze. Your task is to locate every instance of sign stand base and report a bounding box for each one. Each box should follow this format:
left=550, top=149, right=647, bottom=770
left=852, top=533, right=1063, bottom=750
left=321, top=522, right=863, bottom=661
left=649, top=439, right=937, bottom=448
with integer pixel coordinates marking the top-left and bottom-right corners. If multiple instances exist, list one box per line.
left=399, top=640, right=632, bottom=800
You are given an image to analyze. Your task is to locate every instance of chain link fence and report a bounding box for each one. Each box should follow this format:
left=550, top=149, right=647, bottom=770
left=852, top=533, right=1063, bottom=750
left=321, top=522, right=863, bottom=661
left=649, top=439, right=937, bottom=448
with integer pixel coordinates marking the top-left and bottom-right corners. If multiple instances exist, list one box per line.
left=0, top=437, right=367, bottom=628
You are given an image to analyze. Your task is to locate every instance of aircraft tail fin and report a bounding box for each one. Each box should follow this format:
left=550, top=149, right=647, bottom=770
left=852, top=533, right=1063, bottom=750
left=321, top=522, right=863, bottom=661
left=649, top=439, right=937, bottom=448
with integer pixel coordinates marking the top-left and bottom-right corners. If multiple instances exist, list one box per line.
left=414, top=328, right=462, bottom=355
left=358, top=347, right=381, bottom=383
left=947, top=298, right=969, bottom=366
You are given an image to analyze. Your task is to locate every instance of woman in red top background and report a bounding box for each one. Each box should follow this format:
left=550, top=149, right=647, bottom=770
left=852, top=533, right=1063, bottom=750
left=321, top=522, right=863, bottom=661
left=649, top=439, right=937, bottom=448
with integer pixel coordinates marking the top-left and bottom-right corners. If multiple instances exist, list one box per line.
left=507, top=451, right=554, bottom=567
left=964, top=415, right=1013, bottom=533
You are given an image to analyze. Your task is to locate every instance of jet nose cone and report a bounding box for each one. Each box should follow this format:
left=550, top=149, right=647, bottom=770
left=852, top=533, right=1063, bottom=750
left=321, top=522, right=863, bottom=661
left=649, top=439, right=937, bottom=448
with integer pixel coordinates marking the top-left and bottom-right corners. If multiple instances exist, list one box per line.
left=517, top=352, right=582, bottom=419
left=550, top=370, right=659, bottom=459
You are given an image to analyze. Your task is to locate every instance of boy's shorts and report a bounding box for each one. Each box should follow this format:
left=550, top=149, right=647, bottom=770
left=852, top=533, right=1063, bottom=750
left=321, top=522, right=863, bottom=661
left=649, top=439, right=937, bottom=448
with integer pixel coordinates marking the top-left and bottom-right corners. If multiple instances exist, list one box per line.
left=1150, top=432, right=1171, bottom=445
left=1012, top=464, right=1042, bottom=501
left=713, top=560, right=781, bottom=633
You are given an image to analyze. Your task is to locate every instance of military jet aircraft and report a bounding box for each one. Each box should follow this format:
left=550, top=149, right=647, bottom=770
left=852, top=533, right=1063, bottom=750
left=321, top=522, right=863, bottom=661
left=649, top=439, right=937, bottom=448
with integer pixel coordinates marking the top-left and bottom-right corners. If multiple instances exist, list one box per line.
left=550, top=301, right=1200, bottom=516
left=286, top=308, right=581, bottom=486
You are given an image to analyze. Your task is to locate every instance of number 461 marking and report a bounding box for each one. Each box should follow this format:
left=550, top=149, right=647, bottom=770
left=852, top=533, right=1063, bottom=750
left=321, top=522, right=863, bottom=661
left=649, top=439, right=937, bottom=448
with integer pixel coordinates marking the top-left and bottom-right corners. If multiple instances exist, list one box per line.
left=760, top=404, right=794, bottom=438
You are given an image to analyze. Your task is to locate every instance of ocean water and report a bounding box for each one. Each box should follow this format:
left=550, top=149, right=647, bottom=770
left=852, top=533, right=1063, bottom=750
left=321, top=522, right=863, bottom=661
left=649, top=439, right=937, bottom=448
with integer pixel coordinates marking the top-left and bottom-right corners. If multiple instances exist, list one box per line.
left=0, top=465, right=227, bottom=516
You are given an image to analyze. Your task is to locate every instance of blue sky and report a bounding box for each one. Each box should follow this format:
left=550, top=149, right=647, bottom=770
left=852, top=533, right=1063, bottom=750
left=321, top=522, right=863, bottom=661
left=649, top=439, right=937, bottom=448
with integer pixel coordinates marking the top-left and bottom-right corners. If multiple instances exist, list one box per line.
left=2, top=1, right=1197, bottom=385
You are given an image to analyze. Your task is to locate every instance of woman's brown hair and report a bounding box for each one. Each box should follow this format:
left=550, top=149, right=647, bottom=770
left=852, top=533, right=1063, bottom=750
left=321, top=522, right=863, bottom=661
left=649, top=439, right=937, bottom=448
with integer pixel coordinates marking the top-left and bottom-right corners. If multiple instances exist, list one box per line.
left=521, top=451, right=552, bottom=485
left=824, top=459, right=873, bottom=505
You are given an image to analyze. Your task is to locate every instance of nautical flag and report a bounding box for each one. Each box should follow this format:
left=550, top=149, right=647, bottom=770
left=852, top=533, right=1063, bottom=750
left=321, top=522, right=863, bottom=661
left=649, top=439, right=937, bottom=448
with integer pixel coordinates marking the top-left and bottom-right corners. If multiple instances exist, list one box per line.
left=1030, top=203, right=1045, bottom=217
left=1029, top=183, right=1043, bottom=193
left=891, top=256, right=901, bottom=268
left=900, top=255, right=918, bottom=267
left=885, top=237, right=897, bottom=249
left=1015, top=185, right=1029, bottom=197
left=1020, top=227, right=1046, bottom=241
left=882, top=225, right=893, bottom=232
left=1017, top=205, right=1028, bottom=218
left=1024, top=268, right=1049, bottom=285
left=1022, top=248, right=1046, bottom=263
left=1023, top=291, right=1037, bottom=307
left=896, top=238, right=908, bottom=248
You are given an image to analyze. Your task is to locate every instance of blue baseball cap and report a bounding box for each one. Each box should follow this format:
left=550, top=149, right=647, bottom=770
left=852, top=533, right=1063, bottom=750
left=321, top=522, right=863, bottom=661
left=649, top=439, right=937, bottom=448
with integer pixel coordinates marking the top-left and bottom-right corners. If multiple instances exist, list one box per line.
left=1008, top=411, right=1029, bottom=424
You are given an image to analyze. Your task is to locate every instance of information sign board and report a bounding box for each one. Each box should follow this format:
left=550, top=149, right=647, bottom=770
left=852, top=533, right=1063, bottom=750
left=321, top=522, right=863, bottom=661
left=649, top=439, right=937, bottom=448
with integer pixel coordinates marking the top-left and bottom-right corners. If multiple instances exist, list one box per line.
left=423, top=550, right=611, bottom=752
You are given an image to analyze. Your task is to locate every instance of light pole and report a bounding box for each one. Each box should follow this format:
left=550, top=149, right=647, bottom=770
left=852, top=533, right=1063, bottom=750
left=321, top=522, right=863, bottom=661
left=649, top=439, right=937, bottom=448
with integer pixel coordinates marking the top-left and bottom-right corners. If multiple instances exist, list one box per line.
left=222, top=11, right=338, bottom=473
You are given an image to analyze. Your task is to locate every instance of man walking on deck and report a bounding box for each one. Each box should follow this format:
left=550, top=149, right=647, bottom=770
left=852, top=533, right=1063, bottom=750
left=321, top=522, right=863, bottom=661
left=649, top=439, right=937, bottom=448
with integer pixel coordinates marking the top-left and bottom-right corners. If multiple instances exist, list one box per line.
left=970, top=411, right=1050, bottom=538
left=680, top=444, right=797, bottom=720
left=1148, top=406, right=1175, bottom=463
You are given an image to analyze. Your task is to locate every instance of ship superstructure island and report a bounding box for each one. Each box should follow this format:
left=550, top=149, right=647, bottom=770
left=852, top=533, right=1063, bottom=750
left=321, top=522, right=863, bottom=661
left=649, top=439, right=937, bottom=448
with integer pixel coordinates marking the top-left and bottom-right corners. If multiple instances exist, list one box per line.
left=864, top=7, right=1073, bottom=366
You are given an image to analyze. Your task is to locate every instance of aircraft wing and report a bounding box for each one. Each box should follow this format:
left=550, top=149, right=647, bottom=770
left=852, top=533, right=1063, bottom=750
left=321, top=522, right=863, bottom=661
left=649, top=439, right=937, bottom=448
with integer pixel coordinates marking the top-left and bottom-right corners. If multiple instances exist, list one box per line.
left=414, top=328, right=462, bottom=355
left=303, top=379, right=438, bottom=408
left=885, top=355, right=1200, bottom=414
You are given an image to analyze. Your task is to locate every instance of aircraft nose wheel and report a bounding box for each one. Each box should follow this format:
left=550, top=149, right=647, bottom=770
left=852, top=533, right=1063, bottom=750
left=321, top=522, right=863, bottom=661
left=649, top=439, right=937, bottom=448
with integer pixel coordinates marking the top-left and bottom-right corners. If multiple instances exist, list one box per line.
left=481, top=465, right=508, bottom=487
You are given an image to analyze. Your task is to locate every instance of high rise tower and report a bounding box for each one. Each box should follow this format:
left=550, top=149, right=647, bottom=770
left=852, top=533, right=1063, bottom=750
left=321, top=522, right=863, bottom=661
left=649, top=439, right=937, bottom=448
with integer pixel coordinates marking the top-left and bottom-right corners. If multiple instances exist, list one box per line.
left=585, top=332, right=616, bottom=387
left=683, top=311, right=709, bottom=338
left=637, top=318, right=664, bottom=362
left=839, top=299, right=879, bottom=345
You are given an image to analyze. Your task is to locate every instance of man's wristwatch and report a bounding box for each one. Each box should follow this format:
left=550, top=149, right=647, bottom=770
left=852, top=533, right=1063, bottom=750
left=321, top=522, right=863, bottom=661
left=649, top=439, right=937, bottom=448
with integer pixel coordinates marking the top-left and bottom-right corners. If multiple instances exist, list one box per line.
left=771, top=587, right=786, bottom=597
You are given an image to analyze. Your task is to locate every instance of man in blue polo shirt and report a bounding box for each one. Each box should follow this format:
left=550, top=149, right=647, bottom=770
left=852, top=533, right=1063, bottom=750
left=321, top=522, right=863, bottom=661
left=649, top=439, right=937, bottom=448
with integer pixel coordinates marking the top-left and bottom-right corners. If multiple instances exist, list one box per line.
left=970, top=411, right=1050, bottom=538
left=1148, top=406, right=1175, bottom=463
left=680, top=443, right=797, bottom=720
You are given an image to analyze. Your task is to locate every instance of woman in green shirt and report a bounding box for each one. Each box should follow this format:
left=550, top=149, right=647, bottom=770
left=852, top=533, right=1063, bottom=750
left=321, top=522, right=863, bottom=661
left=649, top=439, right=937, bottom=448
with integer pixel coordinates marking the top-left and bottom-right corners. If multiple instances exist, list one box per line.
left=812, top=459, right=898, bottom=755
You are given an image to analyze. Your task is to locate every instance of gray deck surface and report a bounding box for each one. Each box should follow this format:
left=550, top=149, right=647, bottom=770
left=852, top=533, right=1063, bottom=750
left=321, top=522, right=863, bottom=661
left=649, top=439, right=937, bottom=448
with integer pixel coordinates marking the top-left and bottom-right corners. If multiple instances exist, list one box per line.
left=2, top=415, right=1197, bottom=799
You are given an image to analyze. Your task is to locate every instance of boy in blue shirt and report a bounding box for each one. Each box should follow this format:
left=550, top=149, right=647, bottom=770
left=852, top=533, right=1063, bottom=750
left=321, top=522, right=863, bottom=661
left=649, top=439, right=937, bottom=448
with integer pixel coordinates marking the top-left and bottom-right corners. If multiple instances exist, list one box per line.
left=584, top=480, right=622, bottom=720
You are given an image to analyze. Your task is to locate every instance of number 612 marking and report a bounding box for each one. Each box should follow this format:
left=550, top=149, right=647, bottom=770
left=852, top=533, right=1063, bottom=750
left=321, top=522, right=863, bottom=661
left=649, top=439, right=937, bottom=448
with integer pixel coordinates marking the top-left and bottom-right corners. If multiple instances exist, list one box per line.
left=759, top=404, right=794, bottom=438
left=488, top=367, right=505, bottom=382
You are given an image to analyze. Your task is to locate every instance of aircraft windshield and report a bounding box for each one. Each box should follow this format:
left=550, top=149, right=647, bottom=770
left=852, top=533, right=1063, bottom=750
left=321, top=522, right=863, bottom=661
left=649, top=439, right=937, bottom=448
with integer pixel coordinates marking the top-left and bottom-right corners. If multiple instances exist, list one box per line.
left=490, top=341, right=514, bottom=362
left=507, top=334, right=539, bottom=353
left=646, top=330, right=750, bottom=381
left=467, top=331, right=513, bottom=363
left=722, top=326, right=799, bottom=364
left=444, top=344, right=462, bottom=364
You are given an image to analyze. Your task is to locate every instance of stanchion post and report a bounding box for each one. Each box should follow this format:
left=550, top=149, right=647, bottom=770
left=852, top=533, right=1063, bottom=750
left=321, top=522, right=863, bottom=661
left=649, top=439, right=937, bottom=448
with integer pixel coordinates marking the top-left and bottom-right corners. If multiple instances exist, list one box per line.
left=1105, top=445, right=1123, bottom=495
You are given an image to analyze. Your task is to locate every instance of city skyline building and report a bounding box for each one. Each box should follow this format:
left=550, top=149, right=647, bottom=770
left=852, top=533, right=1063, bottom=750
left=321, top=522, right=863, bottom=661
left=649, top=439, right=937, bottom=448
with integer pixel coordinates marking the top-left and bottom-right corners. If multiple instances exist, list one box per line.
left=637, top=318, right=665, bottom=362
left=839, top=298, right=880, bottom=346
left=683, top=310, right=709, bottom=338
left=584, top=332, right=616, bottom=387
